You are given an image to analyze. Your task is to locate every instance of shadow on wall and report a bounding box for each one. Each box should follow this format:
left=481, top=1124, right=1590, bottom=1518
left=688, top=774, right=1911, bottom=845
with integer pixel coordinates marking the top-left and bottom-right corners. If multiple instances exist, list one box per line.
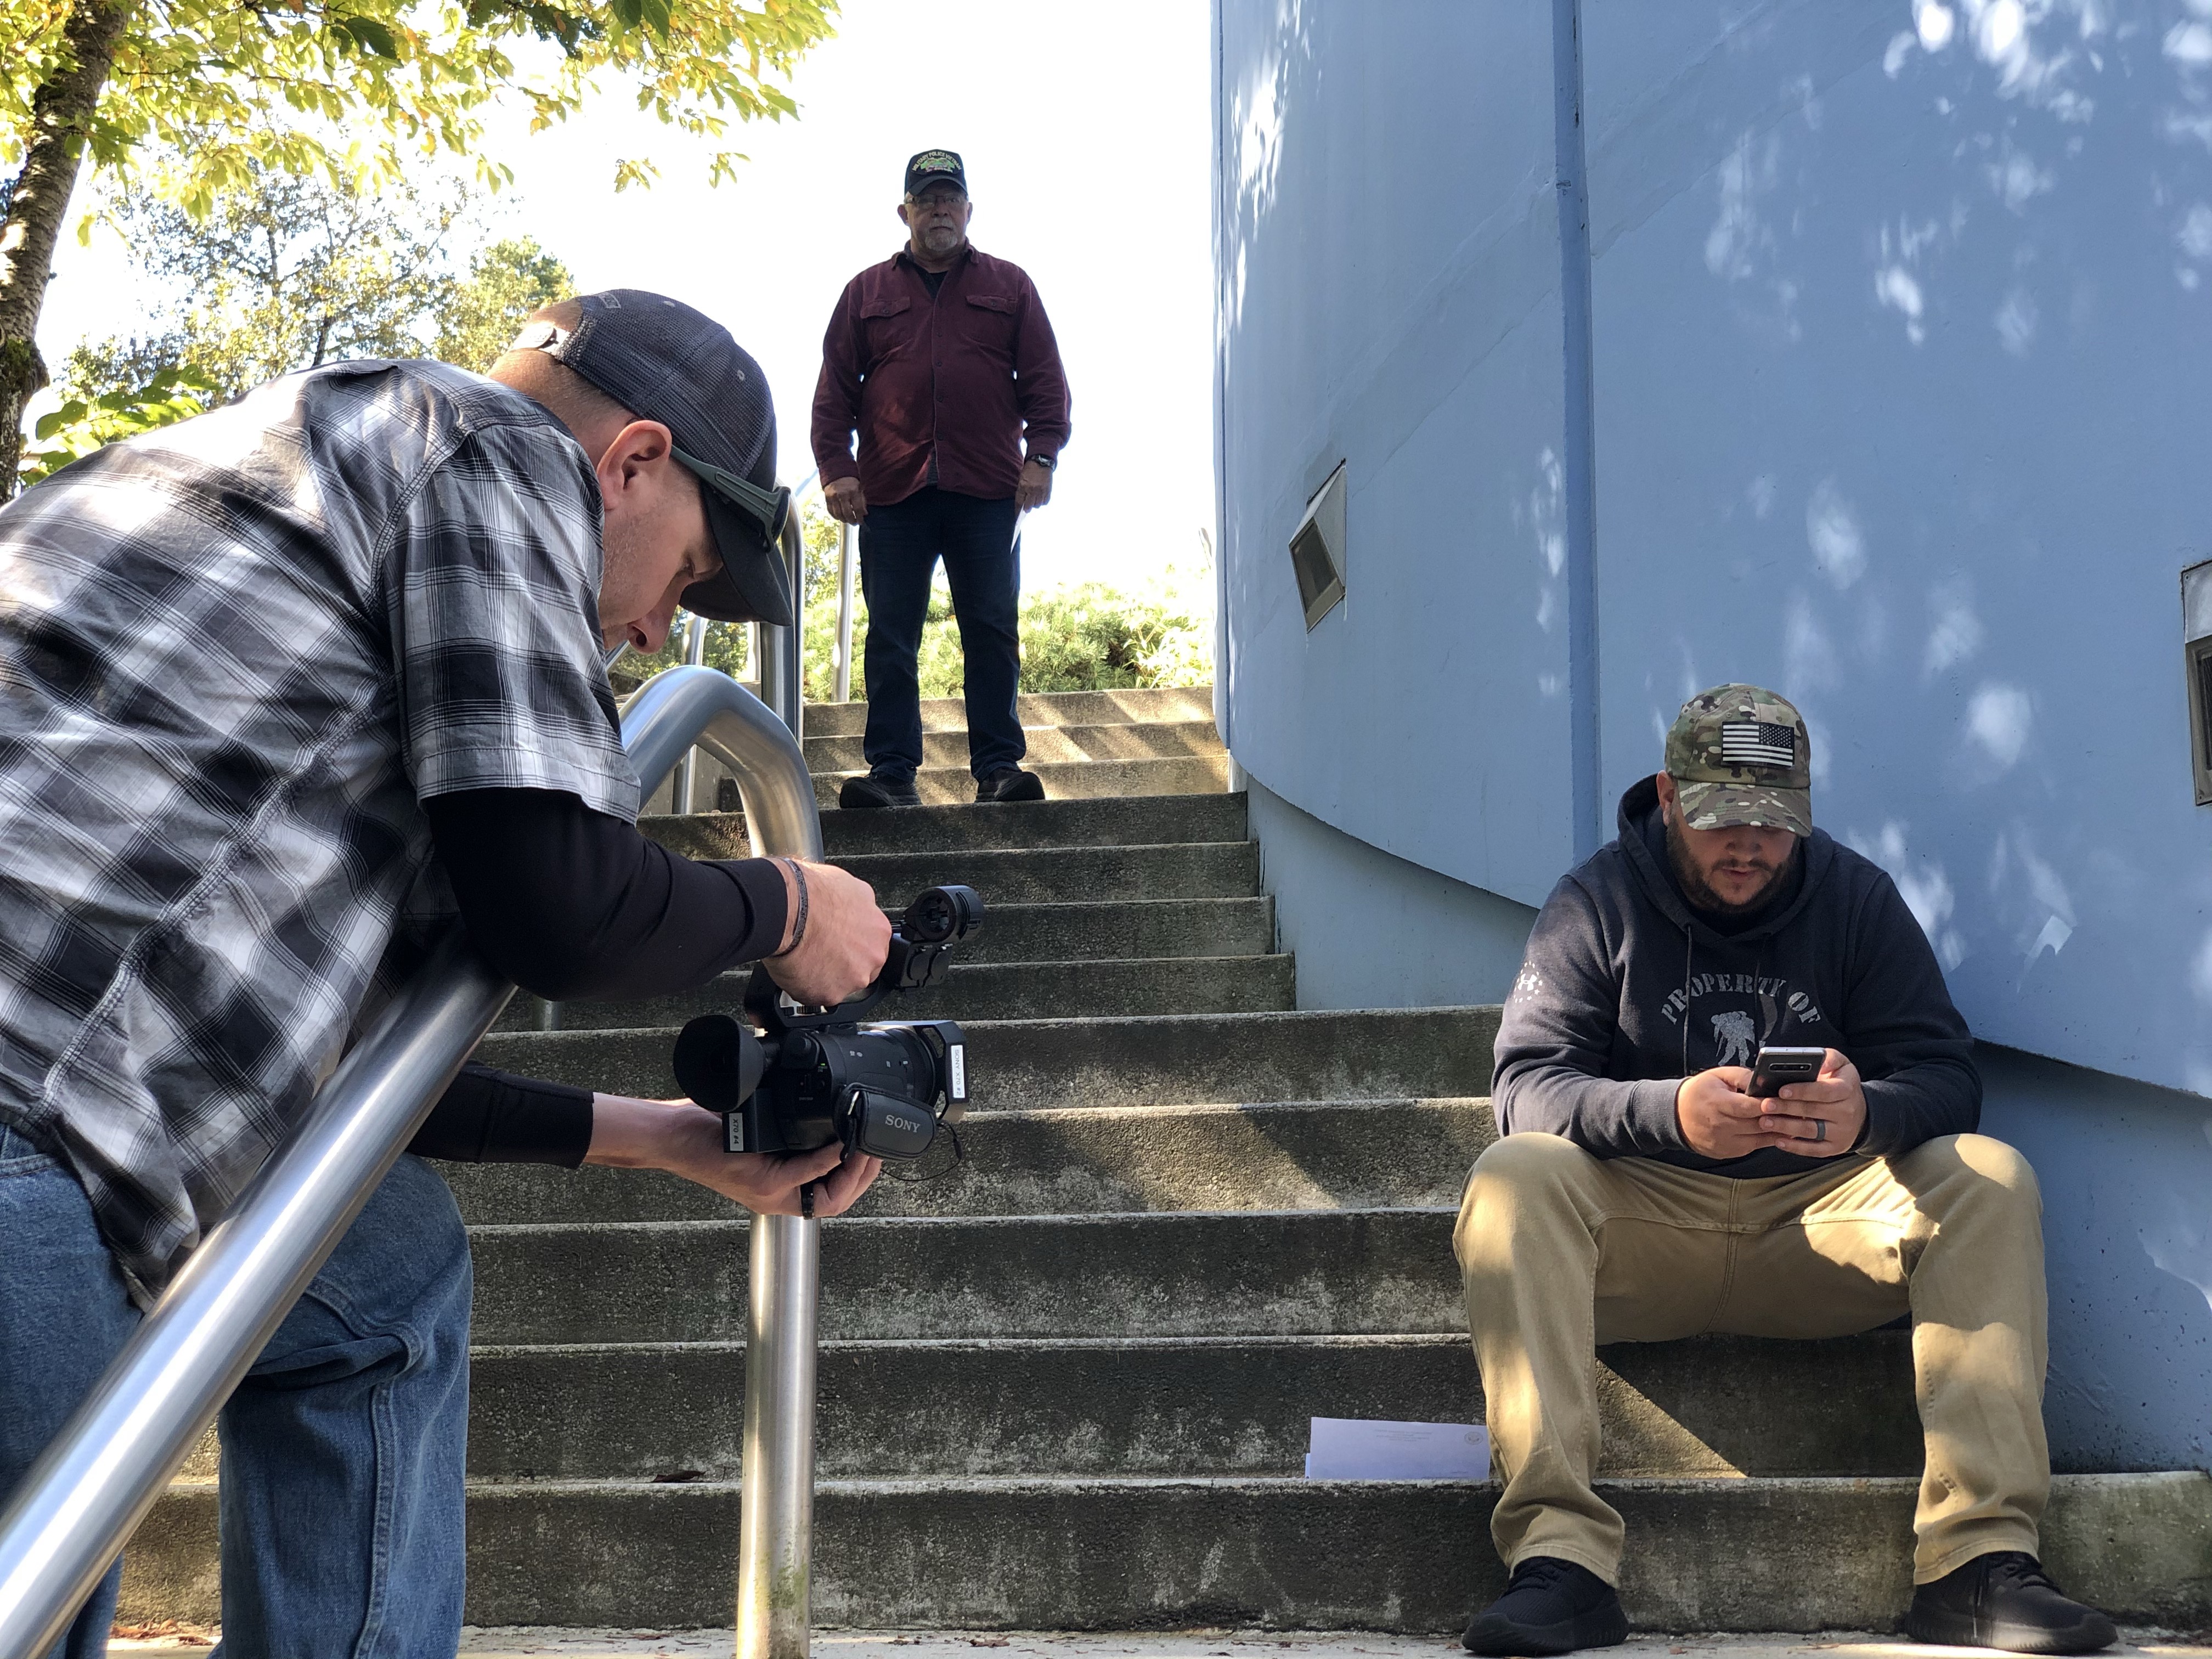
left=1587, top=0, right=2212, bottom=1093
left=1979, top=1043, right=2212, bottom=1474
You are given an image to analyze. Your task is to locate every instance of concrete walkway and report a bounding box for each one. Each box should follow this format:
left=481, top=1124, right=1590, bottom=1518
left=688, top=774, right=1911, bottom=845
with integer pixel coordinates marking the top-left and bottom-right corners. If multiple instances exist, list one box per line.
left=102, top=1628, right=2212, bottom=1657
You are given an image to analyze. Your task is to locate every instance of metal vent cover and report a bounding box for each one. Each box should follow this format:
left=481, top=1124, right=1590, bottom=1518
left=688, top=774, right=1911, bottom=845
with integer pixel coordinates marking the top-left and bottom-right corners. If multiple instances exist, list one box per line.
left=2184, top=559, right=2212, bottom=805
left=1289, top=461, right=1347, bottom=630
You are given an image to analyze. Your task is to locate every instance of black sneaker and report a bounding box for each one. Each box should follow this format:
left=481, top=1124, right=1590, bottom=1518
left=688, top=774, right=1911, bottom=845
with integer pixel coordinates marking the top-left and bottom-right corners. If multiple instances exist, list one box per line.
left=1904, top=1551, right=2117, bottom=1654
left=1463, top=1557, right=1628, bottom=1656
left=975, top=766, right=1045, bottom=803
left=838, top=772, right=920, bottom=810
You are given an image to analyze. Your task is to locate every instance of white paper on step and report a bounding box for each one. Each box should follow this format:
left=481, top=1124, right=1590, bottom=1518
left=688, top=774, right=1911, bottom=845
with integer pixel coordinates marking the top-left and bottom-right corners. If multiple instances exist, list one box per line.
left=1303, top=1417, right=1490, bottom=1480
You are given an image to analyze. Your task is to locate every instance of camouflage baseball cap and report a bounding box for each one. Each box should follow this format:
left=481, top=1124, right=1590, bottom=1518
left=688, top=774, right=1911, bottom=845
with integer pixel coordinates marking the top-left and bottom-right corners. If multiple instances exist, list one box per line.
left=1664, top=684, right=1812, bottom=837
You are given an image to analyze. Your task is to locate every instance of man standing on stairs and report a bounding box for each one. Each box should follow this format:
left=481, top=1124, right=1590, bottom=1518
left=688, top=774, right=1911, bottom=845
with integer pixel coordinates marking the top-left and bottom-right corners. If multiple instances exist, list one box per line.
left=1455, top=685, right=2115, bottom=1658
left=0, top=291, right=893, bottom=1658
left=814, top=148, right=1071, bottom=810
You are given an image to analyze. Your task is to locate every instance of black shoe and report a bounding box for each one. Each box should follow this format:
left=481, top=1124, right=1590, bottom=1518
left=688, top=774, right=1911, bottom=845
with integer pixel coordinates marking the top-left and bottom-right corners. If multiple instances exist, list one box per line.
left=838, top=772, right=920, bottom=810
left=1463, top=1557, right=1628, bottom=1656
left=1904, top=1551, right=2117, bottom=1654
left=975, top=766, right=1045, bottom=803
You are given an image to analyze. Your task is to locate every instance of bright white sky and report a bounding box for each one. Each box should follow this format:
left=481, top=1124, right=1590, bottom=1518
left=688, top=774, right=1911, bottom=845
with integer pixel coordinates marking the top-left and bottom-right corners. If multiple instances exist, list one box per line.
left=36, top=0, right=1216, bottom=594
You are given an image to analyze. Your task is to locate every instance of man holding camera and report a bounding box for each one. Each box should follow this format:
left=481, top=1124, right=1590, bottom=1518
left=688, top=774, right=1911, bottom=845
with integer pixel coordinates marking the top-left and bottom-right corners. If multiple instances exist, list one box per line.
left=812, top=148, right=1071, bottom=809
left=0, top=291, right=888, bottom=1657
left=1455, top=685, right=2112, bottom=1657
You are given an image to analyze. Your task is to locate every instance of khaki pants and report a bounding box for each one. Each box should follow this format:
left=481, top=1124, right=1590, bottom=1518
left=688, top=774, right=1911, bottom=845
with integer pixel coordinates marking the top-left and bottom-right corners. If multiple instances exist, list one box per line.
left=1453, top=1132, right=2050, bottom=1587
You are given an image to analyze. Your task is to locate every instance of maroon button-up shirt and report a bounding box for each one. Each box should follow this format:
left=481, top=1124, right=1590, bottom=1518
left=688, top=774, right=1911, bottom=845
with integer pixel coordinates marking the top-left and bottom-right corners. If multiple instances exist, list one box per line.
left=811, top=243, right=1072, bottom=507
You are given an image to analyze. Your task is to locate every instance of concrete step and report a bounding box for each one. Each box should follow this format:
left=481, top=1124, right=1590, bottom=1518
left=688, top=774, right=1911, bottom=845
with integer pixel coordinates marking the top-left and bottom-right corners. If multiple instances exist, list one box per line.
left=806, top=720, right=1224, bottom=775
left=464, top=1331, right=1920, bottom=1483
left=928, top=898, right=1276, bottom=964
left=500, top=956, right=1297, bottom=1034
left=471, top=1007, right=1502, bottom=1112
left=308, top=1634, right=2212, bottom=1659
left=441, top=1099, right=1498, bottom=1226
left=511, top=899, right=1276, bottom=979
left=817, top=755, right=1229, bottom=809
left=834, top=840, right=1258, bottom=906
left=465, top=1207, right=1463, bottom=1346
left=644, top=794, right=1251, bottom=859
left=122, top=1471, right=2212, bottom=1631
left=803, top=686, right=1218, bottom=740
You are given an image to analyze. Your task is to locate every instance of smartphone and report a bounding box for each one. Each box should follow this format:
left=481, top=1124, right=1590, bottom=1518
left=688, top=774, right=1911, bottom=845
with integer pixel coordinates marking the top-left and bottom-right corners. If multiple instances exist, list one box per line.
left=1747, top=1045, right=1826, bottom=1099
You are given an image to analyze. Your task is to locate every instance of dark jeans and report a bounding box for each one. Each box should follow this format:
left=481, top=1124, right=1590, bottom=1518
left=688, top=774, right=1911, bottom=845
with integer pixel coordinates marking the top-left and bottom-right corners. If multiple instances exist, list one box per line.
left=859, top=487, right=1025, bottom=781
left=0, top=1133, right=472, bottom=1659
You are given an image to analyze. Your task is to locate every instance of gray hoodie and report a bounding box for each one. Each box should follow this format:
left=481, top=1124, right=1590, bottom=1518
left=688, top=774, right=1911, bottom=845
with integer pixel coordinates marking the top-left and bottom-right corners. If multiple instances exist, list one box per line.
left=1491, top=775, right=1979, bottom=1177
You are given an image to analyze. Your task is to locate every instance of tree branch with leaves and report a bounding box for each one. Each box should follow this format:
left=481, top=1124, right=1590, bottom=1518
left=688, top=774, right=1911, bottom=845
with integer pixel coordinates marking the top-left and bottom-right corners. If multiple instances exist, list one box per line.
left=29, top=159, right=575, bottom=489
left=0, top=0, right=837, bottom=489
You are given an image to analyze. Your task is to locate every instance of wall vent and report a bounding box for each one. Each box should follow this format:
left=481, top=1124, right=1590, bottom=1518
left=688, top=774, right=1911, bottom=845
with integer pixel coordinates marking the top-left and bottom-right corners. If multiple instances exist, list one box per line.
left=2185, top=560, right=2212, bottom=805
left=1289, top=461, right=1347, bottom=630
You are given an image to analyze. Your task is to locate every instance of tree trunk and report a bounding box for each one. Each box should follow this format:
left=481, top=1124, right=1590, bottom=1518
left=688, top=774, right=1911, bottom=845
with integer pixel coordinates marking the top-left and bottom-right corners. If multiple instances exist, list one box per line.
left=0, top=0, right=136, bottom=498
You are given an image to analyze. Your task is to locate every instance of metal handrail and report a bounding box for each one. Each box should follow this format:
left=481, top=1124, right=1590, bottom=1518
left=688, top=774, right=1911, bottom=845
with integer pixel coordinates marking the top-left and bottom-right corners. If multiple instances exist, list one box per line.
left=759, top=512, right=805, bottom=740
left=594, top=665, right=831, bottom=1659
left=834, top=519, right=857, bottom=704
left=670, top=614, right=709, bottom=814
left=0, top=663, right=824, bottom=1659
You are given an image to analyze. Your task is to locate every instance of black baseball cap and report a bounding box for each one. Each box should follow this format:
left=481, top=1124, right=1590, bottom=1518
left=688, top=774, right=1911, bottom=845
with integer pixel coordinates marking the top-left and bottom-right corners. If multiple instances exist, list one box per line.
left=509, top=290, right=793, bottom=627
left=904, top=148, right=967, bottom=198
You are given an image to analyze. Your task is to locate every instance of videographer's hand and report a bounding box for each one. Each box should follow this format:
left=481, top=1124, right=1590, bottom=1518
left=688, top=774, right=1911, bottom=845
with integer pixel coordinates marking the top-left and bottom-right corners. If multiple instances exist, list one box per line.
left=1675, top=1066, right=1796, bottom=1160
left=1756, top=1048, right=1865, bottom=1159
left=584, top=1094, right=883, bottom=1218
left=763, top=860, right=890, bottom=1008
left=823, top=476, right=868, bottom=524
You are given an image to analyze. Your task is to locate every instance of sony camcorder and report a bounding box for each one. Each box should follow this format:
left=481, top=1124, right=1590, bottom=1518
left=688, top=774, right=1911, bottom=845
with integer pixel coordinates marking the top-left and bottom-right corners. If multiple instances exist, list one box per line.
left=672, top=885, right=983, bottom=1163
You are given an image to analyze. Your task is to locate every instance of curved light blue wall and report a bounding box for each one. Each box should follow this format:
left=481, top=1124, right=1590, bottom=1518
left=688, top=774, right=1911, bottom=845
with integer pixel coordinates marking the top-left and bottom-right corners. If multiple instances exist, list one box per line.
left=1218, top=0, right=2212, bottom=1096
left=1584, top=0, right=2212, bottom=1096
left=1215, top=0, right=2212, bottom=1471
left=1214, top=0, right=1582, bottom=906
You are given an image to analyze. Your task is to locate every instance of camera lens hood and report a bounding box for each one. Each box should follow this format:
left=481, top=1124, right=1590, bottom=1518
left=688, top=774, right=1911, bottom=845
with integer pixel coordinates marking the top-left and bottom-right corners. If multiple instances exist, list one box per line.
left=673, top=1013, right=767, bottom=1111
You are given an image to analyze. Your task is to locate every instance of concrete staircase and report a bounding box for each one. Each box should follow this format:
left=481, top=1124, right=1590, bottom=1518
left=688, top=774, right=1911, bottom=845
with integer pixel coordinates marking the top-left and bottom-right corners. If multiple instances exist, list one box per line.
left=120, top=686, right=2212, bottom=1634
left=805, top=686, right=1228, bottom=808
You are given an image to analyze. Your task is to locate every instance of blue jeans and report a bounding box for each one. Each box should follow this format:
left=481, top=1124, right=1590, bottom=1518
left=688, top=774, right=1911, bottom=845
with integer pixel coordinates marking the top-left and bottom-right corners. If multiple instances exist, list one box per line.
left=0, top=1126, right=472, bottom=1659
left=859, top=487, right=1026, bottom=781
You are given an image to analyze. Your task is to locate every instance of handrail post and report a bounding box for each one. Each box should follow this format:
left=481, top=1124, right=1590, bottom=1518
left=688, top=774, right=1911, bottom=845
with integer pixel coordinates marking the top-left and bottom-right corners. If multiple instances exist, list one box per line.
left=657, top=669, right=828, bottom=1659
left=670, top=613, right=710, bottom=813
left=834, top=521, right=856, bottom=704
left=741, top=1216, right=817, bottom=1659
left=0, top=664, right=823, bottom=1659
left=787, top=513, right=806, bottom=739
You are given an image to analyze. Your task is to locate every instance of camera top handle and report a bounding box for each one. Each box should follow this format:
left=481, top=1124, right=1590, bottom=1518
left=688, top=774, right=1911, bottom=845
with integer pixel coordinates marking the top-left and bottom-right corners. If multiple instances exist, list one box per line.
left=743, top=883, right=985, bottom=1032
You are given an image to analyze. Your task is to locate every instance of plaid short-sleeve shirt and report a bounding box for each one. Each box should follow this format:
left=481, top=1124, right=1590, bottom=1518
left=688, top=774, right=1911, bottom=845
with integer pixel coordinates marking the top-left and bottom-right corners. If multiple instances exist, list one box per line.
left=0, top=360, right=636, bottom=1302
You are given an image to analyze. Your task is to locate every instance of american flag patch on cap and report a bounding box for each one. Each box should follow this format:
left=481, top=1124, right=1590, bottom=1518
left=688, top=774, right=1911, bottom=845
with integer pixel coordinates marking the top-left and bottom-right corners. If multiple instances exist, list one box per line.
left=1720, top=721, right=1797, bottom=768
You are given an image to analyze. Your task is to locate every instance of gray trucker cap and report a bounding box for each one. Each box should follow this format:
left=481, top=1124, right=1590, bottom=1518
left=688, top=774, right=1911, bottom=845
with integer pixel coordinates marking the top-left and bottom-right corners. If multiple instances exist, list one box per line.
left=510, top=290, right=793, bottom=627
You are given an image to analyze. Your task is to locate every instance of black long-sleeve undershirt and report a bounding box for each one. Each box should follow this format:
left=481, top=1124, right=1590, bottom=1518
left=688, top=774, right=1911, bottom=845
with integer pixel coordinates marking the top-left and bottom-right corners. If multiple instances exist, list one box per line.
left=425, top=787, right=787, bottom=1000
left=402, top=787, right=788, bottom=1167
left=411, top=1062, right=597, bottom=1166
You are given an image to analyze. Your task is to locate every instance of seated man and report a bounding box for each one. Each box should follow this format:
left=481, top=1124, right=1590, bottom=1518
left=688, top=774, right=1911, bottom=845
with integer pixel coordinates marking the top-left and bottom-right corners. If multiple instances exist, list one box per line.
left=1454, top=684, right=2113, bottom=1658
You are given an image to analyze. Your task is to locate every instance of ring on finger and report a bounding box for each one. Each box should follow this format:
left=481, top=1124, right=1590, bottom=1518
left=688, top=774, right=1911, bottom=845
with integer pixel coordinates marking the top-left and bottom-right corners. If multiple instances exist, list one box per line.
left=1811, top=1119, right=1827, bottom=1143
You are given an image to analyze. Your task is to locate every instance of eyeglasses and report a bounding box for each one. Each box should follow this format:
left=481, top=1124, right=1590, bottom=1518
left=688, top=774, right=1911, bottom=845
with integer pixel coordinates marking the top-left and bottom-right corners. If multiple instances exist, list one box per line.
left=906, top=192, right=967, bottom=210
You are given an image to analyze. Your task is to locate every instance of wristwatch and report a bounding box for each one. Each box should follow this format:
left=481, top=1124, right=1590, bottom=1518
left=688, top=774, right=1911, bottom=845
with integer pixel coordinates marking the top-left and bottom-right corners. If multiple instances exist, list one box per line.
left=1028, top=453, right=1056, bottom=471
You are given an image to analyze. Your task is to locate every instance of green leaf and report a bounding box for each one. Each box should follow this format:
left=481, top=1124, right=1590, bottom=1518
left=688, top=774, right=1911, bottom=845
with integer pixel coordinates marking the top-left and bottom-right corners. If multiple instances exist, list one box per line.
left=341, top=16, right=400, bottom=57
